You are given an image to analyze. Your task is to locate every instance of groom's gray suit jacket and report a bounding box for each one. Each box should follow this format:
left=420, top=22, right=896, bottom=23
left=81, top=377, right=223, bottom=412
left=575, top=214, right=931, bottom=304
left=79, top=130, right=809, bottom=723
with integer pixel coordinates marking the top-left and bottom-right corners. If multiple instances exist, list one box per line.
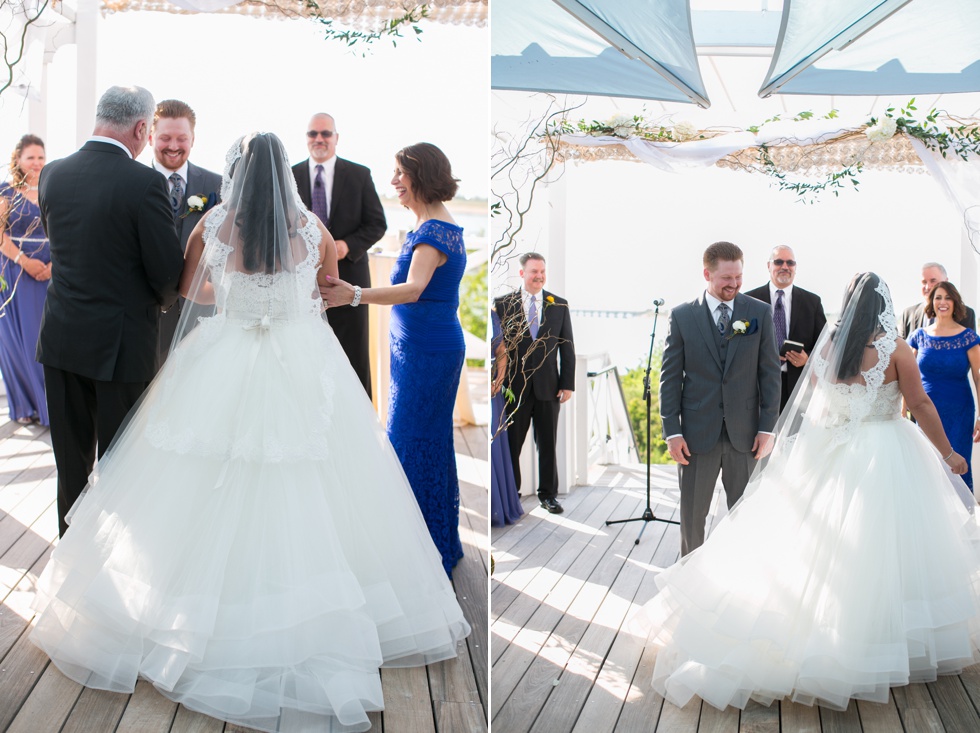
left=660, top=292, right=781, bottom=453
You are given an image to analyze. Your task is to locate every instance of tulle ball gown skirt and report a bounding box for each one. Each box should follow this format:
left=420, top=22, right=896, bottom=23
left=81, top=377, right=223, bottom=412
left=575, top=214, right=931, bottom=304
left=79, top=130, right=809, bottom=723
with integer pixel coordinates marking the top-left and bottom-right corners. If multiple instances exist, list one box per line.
left=30, top=314, right=471, bottom=732
left=633, top=415, right=980, bottom=712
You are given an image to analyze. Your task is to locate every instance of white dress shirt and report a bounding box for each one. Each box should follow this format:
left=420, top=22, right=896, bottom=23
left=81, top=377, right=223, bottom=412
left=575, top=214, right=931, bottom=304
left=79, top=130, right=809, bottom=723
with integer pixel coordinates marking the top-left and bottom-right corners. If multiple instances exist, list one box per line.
left=704, top=291, right=735, bottom=329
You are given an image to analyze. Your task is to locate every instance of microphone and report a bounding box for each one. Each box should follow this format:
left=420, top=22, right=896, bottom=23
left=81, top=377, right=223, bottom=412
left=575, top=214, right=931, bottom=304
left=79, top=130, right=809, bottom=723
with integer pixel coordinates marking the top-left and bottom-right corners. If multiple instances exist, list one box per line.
left=652, top=298, right=665, bottom=307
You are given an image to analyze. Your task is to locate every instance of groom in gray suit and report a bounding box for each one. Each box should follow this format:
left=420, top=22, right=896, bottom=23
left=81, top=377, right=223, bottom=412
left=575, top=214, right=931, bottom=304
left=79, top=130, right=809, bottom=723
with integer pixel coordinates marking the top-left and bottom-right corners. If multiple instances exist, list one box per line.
left=660, top=241, right=781, bottom=555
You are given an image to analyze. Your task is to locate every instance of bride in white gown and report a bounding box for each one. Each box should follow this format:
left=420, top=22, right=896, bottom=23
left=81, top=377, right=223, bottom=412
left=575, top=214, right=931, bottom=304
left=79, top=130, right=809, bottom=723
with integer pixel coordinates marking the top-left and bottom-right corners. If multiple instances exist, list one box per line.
left=634, top=272, right=980, bottom=712
left=29, top=133, right=470, bottom=733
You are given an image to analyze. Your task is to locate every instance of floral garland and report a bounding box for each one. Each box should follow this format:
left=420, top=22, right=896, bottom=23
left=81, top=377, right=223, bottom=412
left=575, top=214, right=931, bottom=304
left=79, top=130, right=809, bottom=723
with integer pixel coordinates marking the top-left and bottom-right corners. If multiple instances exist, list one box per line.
left=554, top=113, right=705, bottom=142
left=557, top=100, right=980, bottom=203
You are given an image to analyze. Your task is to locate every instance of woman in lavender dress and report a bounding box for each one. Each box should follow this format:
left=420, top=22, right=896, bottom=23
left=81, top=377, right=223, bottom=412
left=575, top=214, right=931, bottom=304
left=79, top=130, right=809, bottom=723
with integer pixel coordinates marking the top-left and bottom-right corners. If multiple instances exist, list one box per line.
left=0, top=135, right=51, bottom=425
left=907, top=281, right=980, bottom=490
left=491, top=309, right=523, bottom=526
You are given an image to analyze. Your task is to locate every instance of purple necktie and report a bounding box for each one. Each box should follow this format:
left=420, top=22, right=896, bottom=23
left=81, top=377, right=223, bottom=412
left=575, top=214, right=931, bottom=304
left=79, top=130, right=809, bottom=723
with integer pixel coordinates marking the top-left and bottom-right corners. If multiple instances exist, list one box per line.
left=312, top=164, right=329, bottom=226
left=528, top=297, right=539, bottom=339
left=774, top=289, right=787, bottom=345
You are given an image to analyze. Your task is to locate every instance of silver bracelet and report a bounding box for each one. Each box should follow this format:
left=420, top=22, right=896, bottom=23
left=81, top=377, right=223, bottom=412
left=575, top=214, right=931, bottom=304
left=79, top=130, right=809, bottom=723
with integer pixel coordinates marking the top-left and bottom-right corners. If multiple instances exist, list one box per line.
left=13, top=250, right=23, bottom=264
left=943, top=448, right=954, bottom=461
left=351, top=285, right=362, bottom=308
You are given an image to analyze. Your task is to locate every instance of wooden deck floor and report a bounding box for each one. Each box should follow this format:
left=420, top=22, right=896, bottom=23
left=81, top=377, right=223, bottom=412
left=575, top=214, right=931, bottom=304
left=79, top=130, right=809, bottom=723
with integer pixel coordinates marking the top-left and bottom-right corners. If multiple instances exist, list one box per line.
left=0, top=369, right=489, bottom=733
left=491, top=464, right=980, bottom=733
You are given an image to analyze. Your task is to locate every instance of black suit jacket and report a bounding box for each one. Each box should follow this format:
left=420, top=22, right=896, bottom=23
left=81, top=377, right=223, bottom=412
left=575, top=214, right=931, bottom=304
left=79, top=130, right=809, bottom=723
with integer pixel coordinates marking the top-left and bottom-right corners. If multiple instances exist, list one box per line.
left=291, top=157, right=386, bottom=288
left=899, top=301, right=977, bottom=338
left=494, top=290, right=575, bottom=403
left=37, top=141, right=184, bottom=382
left=745, top=283, right=827, bottom=406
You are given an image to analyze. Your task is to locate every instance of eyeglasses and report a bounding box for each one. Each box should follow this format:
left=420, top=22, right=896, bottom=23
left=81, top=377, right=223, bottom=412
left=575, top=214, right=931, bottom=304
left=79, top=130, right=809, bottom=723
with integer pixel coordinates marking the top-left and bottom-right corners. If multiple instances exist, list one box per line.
left=307, top=130, right=335, bottom=139
left=772, top=259, right=797, bottom=267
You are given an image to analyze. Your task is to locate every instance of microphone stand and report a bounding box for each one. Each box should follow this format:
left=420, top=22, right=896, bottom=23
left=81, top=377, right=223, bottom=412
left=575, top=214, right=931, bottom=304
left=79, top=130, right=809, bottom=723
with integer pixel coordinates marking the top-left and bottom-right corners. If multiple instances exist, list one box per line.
left=605, top=301, right=679, bottom=545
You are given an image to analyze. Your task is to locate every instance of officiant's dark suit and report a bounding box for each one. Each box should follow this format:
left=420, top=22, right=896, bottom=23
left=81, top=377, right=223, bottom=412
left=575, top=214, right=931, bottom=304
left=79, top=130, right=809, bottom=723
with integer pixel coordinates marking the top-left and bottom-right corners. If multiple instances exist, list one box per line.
left=745, top=248, right=826, bottom=412
left=661, top=242, right=781, bottom=555
left=292, top=114, right=386, bottom=396
left=495, top=254, right=575, bottom=513
left=37, top=119, right=184, bottom=536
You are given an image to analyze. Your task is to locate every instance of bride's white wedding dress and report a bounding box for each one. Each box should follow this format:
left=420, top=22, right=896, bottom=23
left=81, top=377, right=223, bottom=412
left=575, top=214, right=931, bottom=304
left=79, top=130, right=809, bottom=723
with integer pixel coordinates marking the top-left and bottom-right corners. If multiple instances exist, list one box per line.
left=30, top=209, right=470, bottom=732
left=635, top=352, right=980, bottom=711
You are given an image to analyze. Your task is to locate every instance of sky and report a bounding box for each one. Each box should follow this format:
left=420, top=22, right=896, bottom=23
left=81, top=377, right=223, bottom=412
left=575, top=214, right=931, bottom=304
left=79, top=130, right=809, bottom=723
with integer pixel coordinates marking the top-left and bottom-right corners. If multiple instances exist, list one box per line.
left=0, top=9, right=488, bottom=200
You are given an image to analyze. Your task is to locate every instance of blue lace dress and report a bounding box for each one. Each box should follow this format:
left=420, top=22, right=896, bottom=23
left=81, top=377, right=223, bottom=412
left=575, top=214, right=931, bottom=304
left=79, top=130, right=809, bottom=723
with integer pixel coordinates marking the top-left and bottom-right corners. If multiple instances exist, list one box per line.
left=0, top=183, right=49, bottom=425
left=908, top=327, right=980, bottom=490
left=387, top=220, right=466, bottom=575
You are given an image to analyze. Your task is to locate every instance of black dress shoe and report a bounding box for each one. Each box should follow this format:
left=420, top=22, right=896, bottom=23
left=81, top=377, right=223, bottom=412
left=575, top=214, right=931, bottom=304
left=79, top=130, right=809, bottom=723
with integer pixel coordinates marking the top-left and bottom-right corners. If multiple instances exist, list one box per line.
left=539, top=497, right=564, bottom=514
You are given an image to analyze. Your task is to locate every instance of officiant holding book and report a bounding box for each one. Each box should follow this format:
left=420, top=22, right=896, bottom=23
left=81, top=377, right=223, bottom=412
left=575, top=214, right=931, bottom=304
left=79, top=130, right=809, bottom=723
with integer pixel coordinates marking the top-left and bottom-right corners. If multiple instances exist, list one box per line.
left=745, top=245, right=826, bottom=413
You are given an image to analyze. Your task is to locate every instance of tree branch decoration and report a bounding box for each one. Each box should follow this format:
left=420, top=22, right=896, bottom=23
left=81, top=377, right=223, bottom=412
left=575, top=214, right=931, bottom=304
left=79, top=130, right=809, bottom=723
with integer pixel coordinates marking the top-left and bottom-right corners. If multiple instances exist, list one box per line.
left=1, top=0, right=50, bottom=99
left=305, top=2, right=429, bottom=54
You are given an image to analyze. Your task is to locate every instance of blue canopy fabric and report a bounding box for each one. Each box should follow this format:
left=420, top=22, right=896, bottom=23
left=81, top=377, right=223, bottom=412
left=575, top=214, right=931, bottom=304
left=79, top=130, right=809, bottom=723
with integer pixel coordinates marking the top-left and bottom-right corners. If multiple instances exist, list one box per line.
left=491, top=0, right=709, bottom=107
left=762, top=0, right=980, bottom=97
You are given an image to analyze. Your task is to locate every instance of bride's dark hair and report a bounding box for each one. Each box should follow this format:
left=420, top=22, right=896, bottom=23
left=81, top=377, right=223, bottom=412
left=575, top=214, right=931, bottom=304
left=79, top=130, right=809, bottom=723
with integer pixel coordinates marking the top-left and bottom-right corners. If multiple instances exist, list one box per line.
left=833, top=272, right=886, bottom=380
left=234, top=133, right=296, bottom=274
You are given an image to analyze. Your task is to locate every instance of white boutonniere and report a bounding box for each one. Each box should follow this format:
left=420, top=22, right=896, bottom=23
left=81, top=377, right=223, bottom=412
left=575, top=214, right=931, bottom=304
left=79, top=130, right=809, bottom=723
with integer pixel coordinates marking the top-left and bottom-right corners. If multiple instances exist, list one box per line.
left=181, top=194, right=208, bottom=218
left=726, top=319, right=757, bottom=340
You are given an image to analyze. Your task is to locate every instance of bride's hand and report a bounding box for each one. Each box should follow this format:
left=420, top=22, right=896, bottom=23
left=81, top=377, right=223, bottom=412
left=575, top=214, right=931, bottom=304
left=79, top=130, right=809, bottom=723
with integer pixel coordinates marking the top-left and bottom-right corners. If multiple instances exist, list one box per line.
left=320, top=275, right=355, bottom=308
left=945, top=451, right=968, bottom=475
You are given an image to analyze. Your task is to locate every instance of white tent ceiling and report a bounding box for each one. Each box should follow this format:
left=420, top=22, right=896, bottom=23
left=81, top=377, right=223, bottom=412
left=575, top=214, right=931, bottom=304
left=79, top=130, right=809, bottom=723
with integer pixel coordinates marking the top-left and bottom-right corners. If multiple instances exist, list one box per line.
left=761, top=0, right=980, bottom=97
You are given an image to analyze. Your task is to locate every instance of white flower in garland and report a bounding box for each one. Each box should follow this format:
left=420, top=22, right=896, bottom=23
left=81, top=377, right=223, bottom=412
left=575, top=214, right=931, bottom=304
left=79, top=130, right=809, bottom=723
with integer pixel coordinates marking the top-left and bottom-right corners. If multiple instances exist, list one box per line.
left=865, top=116, right=898, bottom=142
left=673, top=120, right=698, bottom=141
left=607, top=113, right=636, bottom=139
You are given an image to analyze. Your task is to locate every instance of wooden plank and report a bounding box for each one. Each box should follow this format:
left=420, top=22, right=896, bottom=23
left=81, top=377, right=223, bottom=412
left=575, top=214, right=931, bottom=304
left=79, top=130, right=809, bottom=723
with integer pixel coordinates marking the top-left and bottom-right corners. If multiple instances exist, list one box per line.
left=491, top=487, right=638, bottom=662
left=570, top=510, right=680, bottom=733
left=696, top=702, right=738, bottom=733
left=857, top=695, right=905, bottom=733
left=655, top=698, right=701, bottom=733
left=380, top=666, right=436, bottom=733
left=115, top=679, right=179, bottom=733
left=818, top=700, right=861, bottom=733
left=169, top=705, right=225, bottom=733
left=0, top=627, right=52, bottom=730
left=433, top=700, right=486, bottom=733
left=927, top=675, right=980, bottom=732
left=779, top=700, right=821, bottom=733
left=494, top=494, right=648, bottom=732
left=739, top=700, right=779, bottom=733
left=491, top=493, right=644, bottom=722
left=368, top=710, right=383, bottom=731
left=62, top=686, right=130, bottom=732
left=893, top=684, right=945, bottom=733
left=613, top=641, right=665, bottom=732
left=5, top=663, right=81, bottom=733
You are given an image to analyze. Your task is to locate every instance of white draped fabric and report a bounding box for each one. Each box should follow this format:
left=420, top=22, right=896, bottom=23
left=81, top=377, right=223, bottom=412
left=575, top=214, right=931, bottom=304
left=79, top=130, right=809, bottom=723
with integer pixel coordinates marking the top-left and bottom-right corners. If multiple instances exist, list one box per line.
left=561, top=118, right=864, bottom=174
left=909, top=139, right=980, bottom=253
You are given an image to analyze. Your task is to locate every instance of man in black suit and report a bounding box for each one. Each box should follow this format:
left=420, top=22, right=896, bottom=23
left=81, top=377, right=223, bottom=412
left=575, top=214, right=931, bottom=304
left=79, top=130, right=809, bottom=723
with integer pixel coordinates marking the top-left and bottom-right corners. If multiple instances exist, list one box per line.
left=898, top=261, right=977, bottom=338
left=148, top=99, right=222, bottom=365
left=292, top=113, right=386, bottom=396
left=37, top=85, right=185, bottom=536
left=745, top=246, right=827, bottom=412
left=494, top=253, right=575, bottom=514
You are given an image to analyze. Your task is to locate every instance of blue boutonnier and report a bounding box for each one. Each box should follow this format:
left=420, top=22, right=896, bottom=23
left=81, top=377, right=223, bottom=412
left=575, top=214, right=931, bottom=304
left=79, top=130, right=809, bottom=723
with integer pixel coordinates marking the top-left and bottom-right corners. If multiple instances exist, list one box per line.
left=726, top=318, right=758, bottom=340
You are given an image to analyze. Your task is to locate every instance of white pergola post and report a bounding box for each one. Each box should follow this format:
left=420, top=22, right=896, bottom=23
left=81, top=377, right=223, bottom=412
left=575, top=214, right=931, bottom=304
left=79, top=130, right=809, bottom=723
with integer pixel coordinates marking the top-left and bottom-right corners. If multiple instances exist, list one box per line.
left=75, top=0, right=99, bottom=146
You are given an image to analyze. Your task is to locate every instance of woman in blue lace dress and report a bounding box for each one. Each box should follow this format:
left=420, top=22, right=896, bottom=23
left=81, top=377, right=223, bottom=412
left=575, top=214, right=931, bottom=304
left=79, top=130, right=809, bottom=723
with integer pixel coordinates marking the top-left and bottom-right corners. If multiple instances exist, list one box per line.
left=323, top=143, right=466, bottom=575
left=0, top=135, right=52, bottom=425
left=907, top=281, right=980, bottom=490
